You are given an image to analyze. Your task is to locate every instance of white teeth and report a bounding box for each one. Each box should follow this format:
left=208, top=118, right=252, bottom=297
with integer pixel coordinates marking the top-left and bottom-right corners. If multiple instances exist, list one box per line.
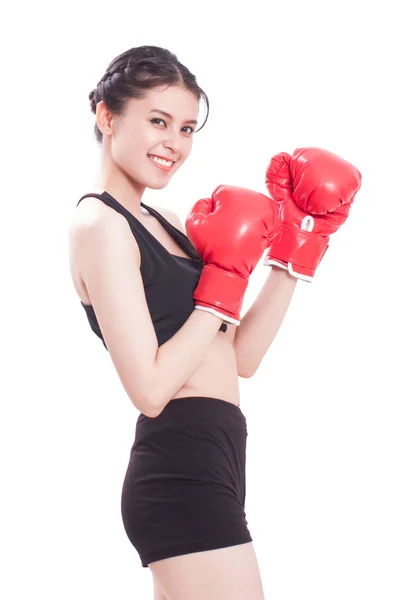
left=149, top=155, right=173, bottom=167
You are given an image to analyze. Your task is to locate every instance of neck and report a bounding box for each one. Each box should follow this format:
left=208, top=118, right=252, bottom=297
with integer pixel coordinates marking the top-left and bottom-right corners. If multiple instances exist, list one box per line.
left=95, top=147, right=146, bottom=217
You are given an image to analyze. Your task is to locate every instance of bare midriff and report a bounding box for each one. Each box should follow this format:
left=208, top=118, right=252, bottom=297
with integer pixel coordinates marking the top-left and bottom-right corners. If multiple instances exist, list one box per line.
left=169, top=331, right=241, bottom=406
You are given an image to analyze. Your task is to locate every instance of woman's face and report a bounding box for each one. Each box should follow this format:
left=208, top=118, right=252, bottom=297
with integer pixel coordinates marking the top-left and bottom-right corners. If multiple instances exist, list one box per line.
left=101, top=85, right=199, bottom=190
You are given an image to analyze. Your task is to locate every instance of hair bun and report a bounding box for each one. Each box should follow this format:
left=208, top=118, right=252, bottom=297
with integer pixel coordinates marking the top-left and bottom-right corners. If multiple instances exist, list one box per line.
left=89, top=90, right=97, bottom=113
left=87, top=45, right=209, bottom=144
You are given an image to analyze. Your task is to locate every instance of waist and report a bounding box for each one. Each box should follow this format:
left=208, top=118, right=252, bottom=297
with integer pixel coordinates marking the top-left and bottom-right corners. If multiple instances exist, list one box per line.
left=136, top=396, right=246, bottom=436
left=173, top=332, right=240, bottom=400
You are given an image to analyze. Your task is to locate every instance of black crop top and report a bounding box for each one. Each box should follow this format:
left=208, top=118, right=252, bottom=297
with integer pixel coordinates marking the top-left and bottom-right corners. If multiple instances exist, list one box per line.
left=76, top=190, right=227, bottom=349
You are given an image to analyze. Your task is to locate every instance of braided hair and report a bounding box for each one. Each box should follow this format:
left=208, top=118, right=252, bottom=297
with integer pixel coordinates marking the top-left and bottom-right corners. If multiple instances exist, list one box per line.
left=88, top=46, right=209, bottom=144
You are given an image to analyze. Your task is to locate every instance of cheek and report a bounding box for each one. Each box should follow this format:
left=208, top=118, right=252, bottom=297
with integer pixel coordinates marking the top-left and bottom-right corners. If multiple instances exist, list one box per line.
left=182, top=139, right=194, bottom=161
left=112, top=126, right=144, bottom=165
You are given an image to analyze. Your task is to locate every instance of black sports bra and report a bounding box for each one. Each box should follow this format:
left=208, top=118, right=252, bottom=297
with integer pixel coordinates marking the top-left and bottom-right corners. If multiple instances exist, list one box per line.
left=76, top=190, right=227, bottom=349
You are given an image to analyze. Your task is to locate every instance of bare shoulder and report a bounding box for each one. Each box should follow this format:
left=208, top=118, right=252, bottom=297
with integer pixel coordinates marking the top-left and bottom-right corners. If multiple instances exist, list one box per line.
left=148, top=203, right=187, bottom=235
left=69, top=194, right=123, bottom=231
left=68, top=195, right=141, bottom=304
left=69, top=194, right=138, bottom=255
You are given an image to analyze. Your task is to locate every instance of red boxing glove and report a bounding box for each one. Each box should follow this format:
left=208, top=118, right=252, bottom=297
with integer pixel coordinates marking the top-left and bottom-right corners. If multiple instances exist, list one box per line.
left=186, top=185, right=280, bottom=325
left=263, top=147, right=362, bottom=281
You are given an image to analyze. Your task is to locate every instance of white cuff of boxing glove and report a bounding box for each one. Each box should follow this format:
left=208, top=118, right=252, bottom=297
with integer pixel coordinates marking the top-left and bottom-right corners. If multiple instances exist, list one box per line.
left=263, top=254, right=314, bottom=283
left=287, top=263, right=314, bottom=282
left=263, top=256, right=289, bottom=270
left=194, top=304, right=240, bottom=326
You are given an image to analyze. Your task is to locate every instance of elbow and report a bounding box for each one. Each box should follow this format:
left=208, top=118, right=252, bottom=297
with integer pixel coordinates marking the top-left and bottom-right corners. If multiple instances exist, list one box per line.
left=137, top=394, right=161, bottom=418
left=139, top=404, right=158, bottom=418
left=239, top=370, right=254, bottom=379
left=138, top=386, right=167, bottom=418
left=128, top=386, right=161, bottom=418
left=236, top=351, right=256, bottom=379
left=133, top=398, right=159, bottom=418
left=238, top=364, right=255, bottom=379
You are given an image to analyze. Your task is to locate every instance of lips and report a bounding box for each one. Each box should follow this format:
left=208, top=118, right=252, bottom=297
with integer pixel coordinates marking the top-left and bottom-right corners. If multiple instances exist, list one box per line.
left=148, top=154, right=175, bottom=171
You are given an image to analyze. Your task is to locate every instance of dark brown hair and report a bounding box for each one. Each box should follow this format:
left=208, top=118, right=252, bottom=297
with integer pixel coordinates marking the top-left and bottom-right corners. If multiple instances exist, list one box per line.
left=88, top=45, right=210, bottom=144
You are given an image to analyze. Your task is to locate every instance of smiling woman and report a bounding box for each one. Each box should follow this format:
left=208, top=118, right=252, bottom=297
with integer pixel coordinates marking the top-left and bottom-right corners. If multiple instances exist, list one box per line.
left=69, top=45, right=268, bottom=600
left=93, top=84, right=201, bottom=189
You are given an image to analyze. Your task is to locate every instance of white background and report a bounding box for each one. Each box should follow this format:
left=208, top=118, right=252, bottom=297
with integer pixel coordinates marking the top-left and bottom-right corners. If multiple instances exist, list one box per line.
left=2, top=0, right=399, bottom=598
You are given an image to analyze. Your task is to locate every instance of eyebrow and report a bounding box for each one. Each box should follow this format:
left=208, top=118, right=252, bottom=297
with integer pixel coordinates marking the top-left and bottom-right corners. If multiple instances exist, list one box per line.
left=149, top=109, right=198, bottom=126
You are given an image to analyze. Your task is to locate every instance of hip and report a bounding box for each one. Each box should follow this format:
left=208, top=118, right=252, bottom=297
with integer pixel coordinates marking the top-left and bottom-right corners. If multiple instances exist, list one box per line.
left=136, top=396, right=246, bottom=437
left=132, top=396, right=248, bottom=495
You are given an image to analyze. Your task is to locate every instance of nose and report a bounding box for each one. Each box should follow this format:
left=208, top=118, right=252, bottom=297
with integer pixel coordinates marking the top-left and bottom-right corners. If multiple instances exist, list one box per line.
left=163, top=129, right=183, bottom=156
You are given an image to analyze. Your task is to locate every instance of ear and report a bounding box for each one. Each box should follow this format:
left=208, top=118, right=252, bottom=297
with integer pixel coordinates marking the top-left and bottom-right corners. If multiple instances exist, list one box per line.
left=96, top=100, right=114, bottom=136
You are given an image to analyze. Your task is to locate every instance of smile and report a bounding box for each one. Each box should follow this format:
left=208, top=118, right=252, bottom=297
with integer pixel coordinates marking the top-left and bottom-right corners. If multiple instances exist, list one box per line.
left=148, top=155, right=175, bottom=168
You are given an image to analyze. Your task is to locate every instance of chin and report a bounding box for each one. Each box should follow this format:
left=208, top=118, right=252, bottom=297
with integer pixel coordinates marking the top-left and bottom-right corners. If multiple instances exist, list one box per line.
left=145, top=178, right=172, bottom=190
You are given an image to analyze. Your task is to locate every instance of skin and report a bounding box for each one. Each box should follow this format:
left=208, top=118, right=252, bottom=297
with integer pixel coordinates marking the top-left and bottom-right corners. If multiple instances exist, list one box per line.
left=70, top=83, right=297, bottom=599
left=72, top=83, right=242, bottom=407
left=95, top=84, right=199, bottom=217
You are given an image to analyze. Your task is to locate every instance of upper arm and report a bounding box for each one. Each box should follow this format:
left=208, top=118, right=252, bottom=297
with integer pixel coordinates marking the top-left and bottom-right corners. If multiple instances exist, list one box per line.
left=76, top=212, right=159, bottom=416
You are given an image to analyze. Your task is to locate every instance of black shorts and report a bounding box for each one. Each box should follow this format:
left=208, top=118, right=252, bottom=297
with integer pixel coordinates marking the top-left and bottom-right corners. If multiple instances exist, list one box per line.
left=120, top=396, right=253, bottom=568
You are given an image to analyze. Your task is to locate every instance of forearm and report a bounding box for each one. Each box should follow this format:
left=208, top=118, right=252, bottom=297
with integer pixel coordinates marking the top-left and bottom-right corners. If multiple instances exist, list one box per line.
left=234, top=267, right=298, bottom=377
left=151, top=310, right=224, bottom=416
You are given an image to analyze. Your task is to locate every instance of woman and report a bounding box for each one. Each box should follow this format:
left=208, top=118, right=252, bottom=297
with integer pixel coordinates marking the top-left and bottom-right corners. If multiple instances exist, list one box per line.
left=68, top=45, right=360, bottom=600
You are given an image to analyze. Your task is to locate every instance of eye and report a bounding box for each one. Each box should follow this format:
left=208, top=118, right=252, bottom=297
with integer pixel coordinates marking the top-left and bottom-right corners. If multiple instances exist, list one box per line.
left=182, top=126, right=195, bottom=135
left=150, top=118, right=194, bottom=135
left=151, top=117, right=166, bottom=127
